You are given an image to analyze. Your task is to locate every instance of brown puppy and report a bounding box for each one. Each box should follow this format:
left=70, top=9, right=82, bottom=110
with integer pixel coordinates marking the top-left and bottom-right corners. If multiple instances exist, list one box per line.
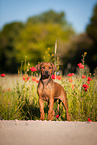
left=36, top=62, right=70, bottom=121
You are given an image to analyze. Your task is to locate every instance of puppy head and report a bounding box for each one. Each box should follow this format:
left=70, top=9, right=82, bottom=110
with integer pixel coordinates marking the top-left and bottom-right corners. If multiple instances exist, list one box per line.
left=35, top=62, right=56, bottom=77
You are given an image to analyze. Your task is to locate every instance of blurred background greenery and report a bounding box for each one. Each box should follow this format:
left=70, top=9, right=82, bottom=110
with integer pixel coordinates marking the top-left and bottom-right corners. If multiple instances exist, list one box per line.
left=0, top=4, right=97, bottom=74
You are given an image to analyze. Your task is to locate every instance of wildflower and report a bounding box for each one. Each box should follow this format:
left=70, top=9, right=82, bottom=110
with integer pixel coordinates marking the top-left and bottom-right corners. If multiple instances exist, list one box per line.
left=56, top=75, right=61, bottom=80
left=52, top=54, right=54, bottom=56
left=57, top=57, right=59, bottom=60
left=84, top=52, right=87, bottom=55
left=32, top=77, right=37, bottom=82
left=36, top=80, right=39, bottom=83
left=30, top=67, right=37, bottom=72
left=83, top=84, right=89, bottom=91
left=83, top=84, right=89, bottom=88
left=56, top=115, right=59, bottom=119
left=71, top=84, right=74, bottom=90
left=2, top=90, right=5, bottom=93
left=1, top=73, right=5, bottom=77
left=57, top=66, right=59, bottom=69
left=48, top=47, right=50, bottom=50
left=68, top=78, right=73, bottom=82
left=68, top=73, right=74, bottom=77
left=77, top=63, right=84, bottom=69
left=82, top=75, right=86, bottom=79
left=87, top=81, right=90, bottom=84
left=22, top=74, right=30, bottom=81
left=27, top=77, right=30, bottom=81
left=51, top=75, right=55, bottom=79
left=84, top=88, right=88, bottom=92
left=23, top=77, right=25, bottom=81
left=88, top=118, right=92, bottom=122
left=7, top=88, right=11, bottom=91
left=87, top=77, right=92, bottom=81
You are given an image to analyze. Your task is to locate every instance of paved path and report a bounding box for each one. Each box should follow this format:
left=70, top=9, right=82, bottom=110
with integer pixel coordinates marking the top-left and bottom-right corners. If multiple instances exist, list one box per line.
left=0, top=120, right=97, bottom=145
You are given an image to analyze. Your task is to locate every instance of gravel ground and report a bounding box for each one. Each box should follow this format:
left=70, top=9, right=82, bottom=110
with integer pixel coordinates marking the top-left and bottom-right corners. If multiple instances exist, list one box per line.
left=0, top=120, right=97, bottom=145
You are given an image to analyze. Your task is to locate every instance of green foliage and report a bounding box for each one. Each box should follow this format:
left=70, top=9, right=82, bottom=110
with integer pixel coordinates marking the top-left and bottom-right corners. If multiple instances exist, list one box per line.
left=15, top=22, right=74, bottom=66
left=0, top=76, right=39, bottom=120
left=0, top=71, right=97, bottom=121
left=0, top=10, right=75, bottom=73
left=0, top=22, right=24, bottom=73
left=27, top=10, right=66, bottom=25
left=86, top=4, right=97, bottom=72
left=0, top=53, right=97, bottom=121
left=87, top=4, right=97, bottom=42
left=59, top=4, right=97, bottom=74
left=62, top=75, right=97, bottom=121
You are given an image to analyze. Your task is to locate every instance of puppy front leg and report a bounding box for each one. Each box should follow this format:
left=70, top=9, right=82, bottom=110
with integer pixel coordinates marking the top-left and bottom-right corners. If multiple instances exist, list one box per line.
left=48, top=98, right=54, bottom=121
left=39, top=97, right=45, bottom=120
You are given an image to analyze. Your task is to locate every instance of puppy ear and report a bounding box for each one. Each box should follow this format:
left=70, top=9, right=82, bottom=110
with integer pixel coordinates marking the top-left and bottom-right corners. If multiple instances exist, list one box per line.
left=50, top=63, right=56, bottom=74
left=35, top=62, right=43, bottom=72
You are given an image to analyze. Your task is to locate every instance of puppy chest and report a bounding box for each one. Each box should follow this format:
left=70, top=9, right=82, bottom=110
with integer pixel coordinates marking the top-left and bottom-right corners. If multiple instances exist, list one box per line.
left=41, top=87, right=53, bottom=100
left=42, top=88, right=50, bottom=97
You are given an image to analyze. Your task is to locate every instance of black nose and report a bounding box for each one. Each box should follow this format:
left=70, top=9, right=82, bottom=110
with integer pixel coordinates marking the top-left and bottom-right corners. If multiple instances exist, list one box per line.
left=45, top=71, right=48, bottom=75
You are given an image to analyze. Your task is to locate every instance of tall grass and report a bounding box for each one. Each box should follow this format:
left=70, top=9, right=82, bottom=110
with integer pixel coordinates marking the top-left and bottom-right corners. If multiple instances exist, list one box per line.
left=0, top=51, right=97, bottom=121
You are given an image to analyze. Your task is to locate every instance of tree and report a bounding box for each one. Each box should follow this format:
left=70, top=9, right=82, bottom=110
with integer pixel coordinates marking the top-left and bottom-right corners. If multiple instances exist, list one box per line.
left=60, top=33, right=92, bottom=74
left=15, top=22, right=75, bottom=66
left=16, top=10, right=75, bottom=66
left=86, top=3, right=97, bottom=72
left=27, top=10, right=67, bottom=25
left=61, top=3, right=97, bottom=74
left=0, top=10, right=75, bottom=73
left=0, top=22, right=24, bottom=73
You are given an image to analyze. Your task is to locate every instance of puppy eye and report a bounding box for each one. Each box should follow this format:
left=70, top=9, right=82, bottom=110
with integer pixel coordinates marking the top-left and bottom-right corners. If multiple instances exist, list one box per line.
left=42, top=67, right=45, bottom=69
left=49, top=67, right=51, bottom=69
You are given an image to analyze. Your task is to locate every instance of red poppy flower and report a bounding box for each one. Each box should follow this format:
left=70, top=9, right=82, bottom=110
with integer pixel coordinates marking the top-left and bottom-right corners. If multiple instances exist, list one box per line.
left=36, top=80, right=39, bottom=83
left=23, top=77, right=25, bottom=81
left=32, top=77, right=37, bottom=81
left=71, top=84, right=74, bottom=90
left=51, top=75, right=55, bottom=79
left=26, top=77, right=30, bottom=81
left=7, top=88, right=11, bottom=91
left=2, top=90, right=5, bottom=93
left=82, top=75, right=86, bottom=79
left=56, top=75, right=61, bottom=80
left=87, top=77, right=92, bottom=81
left=30, top=67, right=37, bottom=72
left=22, top=74, right=30, bottom=81
left=87, top=81, right=90, bottom=84
left=56, top=115, right=59, bottom=119
left=88, top=118, right=92, bottom=122
left=77, top=63, right=84, bottom=69
left=83, top=84, right=89, bottom=88
left=68, top=73, right=74, bottom=77
left=1, top=74, right=5, bottom=77
left=68, top=78, right=73, bottom=82
left=84, top=88, right=87, bottom=92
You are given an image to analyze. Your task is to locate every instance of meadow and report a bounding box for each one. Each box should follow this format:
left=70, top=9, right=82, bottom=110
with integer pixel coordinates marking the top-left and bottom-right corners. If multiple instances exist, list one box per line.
left=0, top=52, right=97, bottom=122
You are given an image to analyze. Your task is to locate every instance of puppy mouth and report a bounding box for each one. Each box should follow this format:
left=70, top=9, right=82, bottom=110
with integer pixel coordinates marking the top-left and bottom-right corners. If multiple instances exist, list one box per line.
left=43, top=74, right=50, bottom=77
left=42, top=71, right=50, bottom=78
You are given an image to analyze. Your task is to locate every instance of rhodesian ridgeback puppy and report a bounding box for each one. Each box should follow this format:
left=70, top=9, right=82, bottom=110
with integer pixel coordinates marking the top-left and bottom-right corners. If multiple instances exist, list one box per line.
left=36, top=62, right=71, bottom=121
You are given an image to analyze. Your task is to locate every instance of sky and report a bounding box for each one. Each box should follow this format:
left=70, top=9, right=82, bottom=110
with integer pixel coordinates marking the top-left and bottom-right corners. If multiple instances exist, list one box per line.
left=0, top=0, right=97, bottom=33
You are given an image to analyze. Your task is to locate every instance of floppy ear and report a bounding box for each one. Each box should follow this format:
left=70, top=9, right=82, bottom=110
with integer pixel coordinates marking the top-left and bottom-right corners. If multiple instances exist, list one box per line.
left=50, top=63, right=56, bottom=74
left=35, top=62, right=43, bottom=72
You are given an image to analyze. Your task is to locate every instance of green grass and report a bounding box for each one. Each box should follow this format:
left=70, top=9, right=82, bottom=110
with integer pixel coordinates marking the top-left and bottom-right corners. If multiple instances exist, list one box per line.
left=0, top=72, right=97, bottom=121
left=0, top=52, right=97, bottom=121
